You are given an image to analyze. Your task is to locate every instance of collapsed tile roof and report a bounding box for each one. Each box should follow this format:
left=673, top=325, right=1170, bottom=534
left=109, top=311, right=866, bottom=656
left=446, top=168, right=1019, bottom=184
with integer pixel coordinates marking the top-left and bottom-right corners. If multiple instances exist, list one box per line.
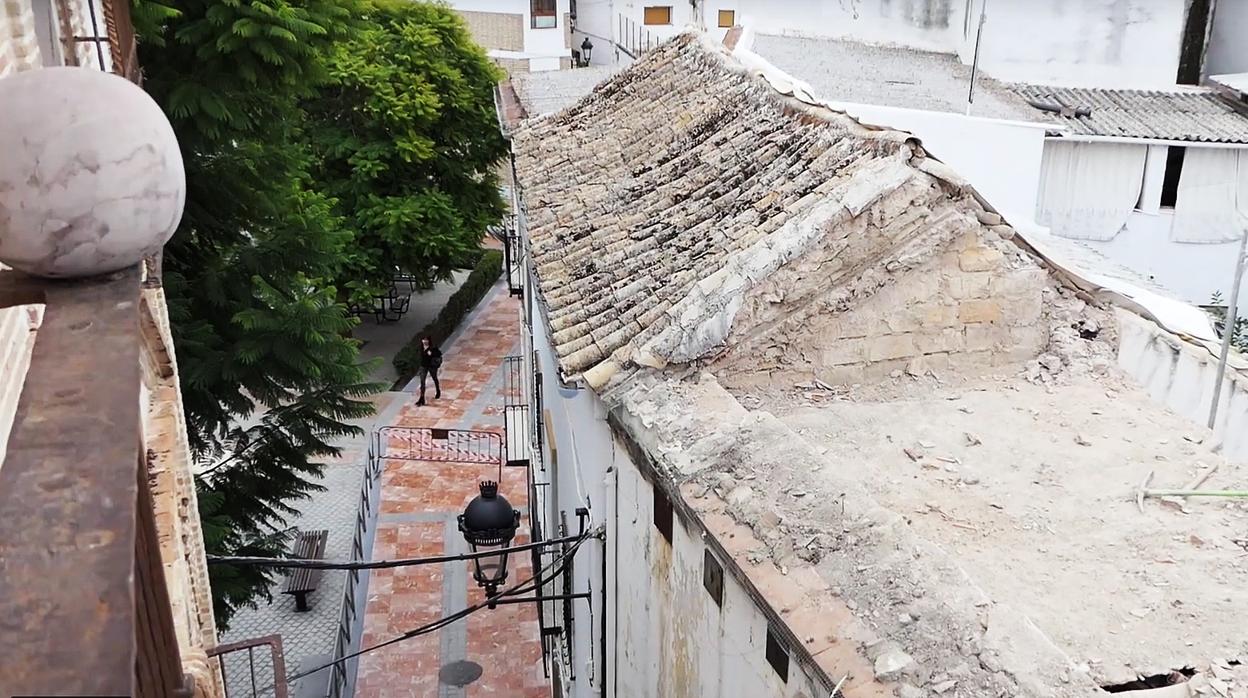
left=512, top=33, right=1010, bottom=387
left=1011, top=84, right=1248, bottom=143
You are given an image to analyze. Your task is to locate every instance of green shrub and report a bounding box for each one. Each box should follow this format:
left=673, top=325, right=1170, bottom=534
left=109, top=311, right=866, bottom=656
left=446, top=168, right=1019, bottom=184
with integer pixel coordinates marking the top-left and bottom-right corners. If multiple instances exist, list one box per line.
left=394, top=249, right=504, bottom=383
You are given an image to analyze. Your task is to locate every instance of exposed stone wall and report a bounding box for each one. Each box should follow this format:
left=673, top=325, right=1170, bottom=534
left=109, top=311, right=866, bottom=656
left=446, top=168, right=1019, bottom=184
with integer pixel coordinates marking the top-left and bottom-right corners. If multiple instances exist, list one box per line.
left=456, top=9, right=524, bottom=51
left=698, top=154, right=1051, bottom=388
left=65, top=0, right=108, bottom=70
left=792, top=233, right=1047, bottom=384
left=0, top=0, right=41, bottom=76
left=139, top=288, right=222, bottom=698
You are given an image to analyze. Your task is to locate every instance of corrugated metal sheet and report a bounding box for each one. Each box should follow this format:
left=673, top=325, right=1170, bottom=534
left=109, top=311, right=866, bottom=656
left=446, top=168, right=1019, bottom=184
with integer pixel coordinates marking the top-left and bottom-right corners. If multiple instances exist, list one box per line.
left=1011, top=84, right=1248, bottom=144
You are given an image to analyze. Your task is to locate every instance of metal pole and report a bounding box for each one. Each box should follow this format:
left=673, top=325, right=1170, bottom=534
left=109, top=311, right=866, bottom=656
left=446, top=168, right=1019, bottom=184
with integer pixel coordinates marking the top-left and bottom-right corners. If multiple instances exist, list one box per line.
left=1208, top=221, right=1248, bottom=428
left=966, top=0, right=989, bottom=115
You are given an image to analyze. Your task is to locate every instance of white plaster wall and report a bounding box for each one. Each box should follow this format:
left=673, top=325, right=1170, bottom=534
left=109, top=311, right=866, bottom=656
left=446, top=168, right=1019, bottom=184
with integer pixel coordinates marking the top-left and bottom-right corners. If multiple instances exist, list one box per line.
left=1205, top=0, right=1248, bottom=78
left=527, top=273, right=612, bottom=697
left=1116, top=309, right=1248, bottom=462
left=613, top=452, right=830, bottom=698
left=700, top=0, right=739, bottom=44
left=1082, top=210, right=1248, bottom=308
left=573, top=0, right=622, bottom=64
left=967, top=0, right=1185, bottom=88
left=614, top=0, right=697, bottom=45
left=724, top=0, right=1186, bottom=88
left=450, top=0, right=573, bottom=70
left=734, top=0, right=967, bottom=52
left=826, top=101, right=1048, bottom=226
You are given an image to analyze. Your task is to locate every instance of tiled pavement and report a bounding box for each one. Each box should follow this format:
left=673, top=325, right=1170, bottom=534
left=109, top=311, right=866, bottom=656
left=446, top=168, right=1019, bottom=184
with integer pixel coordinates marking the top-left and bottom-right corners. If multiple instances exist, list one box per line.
left=355, top=286, right=548, bottom=698
left=215, top=390, right=409, bottom=695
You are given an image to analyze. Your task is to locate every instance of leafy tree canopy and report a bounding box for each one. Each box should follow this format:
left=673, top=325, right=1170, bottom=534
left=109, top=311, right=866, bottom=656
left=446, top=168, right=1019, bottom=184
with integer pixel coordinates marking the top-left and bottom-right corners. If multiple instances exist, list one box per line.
left=133, top=0, right=510, bottom=628
left=134, top=0, right=379, bottom=628
left=305, top=0, right=509, bottom=299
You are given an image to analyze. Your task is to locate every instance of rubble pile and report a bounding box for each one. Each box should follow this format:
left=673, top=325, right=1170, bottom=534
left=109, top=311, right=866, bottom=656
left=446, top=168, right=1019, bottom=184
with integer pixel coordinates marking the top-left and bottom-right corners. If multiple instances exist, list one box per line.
left=1025, top=285, right=1119, bottom=384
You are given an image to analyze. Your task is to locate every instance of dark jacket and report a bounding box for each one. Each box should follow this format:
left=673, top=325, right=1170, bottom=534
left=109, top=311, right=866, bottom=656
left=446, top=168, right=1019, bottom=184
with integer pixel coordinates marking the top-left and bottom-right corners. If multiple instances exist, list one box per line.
left=419, top=346, right=443, bottom=369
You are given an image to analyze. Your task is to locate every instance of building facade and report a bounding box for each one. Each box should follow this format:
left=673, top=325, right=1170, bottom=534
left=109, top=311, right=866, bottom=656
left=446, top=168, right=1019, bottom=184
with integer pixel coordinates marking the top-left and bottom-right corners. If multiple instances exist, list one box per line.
left=448, top=0, right=576, bottom=72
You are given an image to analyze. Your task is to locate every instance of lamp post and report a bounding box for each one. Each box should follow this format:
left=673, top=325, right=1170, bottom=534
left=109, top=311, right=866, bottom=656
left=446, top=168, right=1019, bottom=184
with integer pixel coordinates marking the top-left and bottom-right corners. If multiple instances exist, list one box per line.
left=580, top=38, right=594, bottom=67
left=458, top=481, right=520, bottom=596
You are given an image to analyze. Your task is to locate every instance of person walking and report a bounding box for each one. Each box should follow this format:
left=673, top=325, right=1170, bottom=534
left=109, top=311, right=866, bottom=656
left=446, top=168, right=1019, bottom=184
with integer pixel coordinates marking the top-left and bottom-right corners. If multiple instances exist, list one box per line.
left=416, top=336, right=443, bottom=406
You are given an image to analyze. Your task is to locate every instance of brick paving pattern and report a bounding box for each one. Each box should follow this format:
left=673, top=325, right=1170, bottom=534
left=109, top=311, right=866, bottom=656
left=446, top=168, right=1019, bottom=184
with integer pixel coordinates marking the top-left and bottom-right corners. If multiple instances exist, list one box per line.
left=356, top=287, right=548, bottom=698
left=215, top=443, right=370, bottom=694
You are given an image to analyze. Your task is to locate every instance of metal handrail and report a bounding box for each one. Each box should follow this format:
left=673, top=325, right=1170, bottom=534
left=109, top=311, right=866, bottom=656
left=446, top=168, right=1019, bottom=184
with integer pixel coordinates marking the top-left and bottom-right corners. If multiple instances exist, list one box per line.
left=208, top=634, right=289, bottom=698
left=325, top=431, right=385, bottom=698
left=616, top=14, right=658, bottom=59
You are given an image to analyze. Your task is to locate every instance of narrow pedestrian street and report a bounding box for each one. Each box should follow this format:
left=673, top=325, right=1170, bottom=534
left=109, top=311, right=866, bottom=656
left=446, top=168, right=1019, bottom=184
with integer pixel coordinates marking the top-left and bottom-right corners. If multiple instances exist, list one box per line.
left=354, top=285, right=548, bottom=697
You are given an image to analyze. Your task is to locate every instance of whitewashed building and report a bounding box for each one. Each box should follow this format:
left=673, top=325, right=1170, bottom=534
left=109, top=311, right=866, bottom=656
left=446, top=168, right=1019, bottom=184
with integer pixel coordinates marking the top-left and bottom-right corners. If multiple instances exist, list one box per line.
left=725, top=0, right=1248, bottom=308
left=1014, top=84, right=1248, bottom=308
left=447, top=0, right=578, bottom=72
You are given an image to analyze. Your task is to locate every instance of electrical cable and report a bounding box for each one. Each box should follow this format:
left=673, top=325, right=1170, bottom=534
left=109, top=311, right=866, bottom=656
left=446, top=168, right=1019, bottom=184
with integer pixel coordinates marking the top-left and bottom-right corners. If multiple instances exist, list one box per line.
left=206, top=531, right=588, bottom=571
left=264, top=532, right=593, bottom=694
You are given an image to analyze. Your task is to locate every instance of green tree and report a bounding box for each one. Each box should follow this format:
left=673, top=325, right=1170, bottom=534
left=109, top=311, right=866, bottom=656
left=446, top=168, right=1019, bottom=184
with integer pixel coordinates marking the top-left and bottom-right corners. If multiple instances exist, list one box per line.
left=305, top=0, right=508, bottom=300
left=134, top=0, right=380, bottom=628
left=134, top=0, right=509, bottom=628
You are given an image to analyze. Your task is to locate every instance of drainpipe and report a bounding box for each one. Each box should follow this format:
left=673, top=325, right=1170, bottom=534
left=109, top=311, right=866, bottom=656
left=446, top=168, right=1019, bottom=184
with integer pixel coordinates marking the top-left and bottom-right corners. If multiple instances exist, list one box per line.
left=1208, top=216, right=1247, bottom=429
left=966, top=0, right=989, bottom=116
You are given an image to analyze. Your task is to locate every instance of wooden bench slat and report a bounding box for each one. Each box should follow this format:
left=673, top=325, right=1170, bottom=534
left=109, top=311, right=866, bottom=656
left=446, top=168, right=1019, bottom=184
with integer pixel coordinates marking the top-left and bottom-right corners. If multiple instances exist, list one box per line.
left=283, top=529, right=328, bottom=612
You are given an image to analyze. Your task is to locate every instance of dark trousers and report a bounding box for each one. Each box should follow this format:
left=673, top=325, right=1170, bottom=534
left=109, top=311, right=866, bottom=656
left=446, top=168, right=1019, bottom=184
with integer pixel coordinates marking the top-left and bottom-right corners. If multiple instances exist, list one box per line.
left=418, top=366, right=440, bottom=401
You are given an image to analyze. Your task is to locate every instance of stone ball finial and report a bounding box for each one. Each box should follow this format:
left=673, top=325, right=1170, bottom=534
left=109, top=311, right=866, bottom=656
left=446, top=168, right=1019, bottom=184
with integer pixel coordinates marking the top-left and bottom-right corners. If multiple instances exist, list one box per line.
left=0, top=67, right=185, bottom=279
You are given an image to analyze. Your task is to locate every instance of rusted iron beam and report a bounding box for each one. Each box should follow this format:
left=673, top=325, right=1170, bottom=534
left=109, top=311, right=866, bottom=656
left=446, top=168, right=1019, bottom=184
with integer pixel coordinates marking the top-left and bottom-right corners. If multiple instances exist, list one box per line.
left=0, top=266, right=144, bottom=696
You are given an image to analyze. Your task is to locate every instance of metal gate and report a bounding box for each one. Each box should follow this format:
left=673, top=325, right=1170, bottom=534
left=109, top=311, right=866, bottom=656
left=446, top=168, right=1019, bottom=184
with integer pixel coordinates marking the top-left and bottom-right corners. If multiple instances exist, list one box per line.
left=377, top=426, right=504, bottom=469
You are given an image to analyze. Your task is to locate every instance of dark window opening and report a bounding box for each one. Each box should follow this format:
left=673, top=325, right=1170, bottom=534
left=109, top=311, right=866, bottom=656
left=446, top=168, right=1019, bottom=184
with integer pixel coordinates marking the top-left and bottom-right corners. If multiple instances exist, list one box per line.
left=653, top=486, right=673, bottom=543
left=702, top=549, right=724, bottom=606
left=532, top=0, right=557, bottom=28
left=765, top=627, right=789, bottom=682
left=1159, top=146, right=1186, bottom=209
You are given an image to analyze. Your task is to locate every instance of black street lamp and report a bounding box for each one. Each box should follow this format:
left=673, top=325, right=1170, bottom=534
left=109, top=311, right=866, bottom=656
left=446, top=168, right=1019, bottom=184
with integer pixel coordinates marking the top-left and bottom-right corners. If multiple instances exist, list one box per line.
left=580, top=38, right=594, bottom=66
left=458, top=481, right=520, bottom=596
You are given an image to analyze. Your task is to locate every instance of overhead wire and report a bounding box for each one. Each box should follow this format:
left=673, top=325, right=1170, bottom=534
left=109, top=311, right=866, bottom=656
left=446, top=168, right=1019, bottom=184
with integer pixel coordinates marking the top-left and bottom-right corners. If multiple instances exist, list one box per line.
left=252, top=530, right=595, bottom=695
left=206, top=531, right=588, bottom=571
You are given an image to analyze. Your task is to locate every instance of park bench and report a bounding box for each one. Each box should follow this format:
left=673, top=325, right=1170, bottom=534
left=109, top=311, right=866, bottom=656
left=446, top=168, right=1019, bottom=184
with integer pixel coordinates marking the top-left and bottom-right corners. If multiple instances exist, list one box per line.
left=283, top=529, right=328, bottom=612
left=384, top=293, right=411, bottom=321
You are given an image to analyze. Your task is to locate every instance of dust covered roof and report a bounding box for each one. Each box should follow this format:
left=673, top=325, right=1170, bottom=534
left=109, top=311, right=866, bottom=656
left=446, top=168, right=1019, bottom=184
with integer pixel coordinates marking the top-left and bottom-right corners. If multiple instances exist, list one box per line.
left=511, top=33, right=1004, bottom=387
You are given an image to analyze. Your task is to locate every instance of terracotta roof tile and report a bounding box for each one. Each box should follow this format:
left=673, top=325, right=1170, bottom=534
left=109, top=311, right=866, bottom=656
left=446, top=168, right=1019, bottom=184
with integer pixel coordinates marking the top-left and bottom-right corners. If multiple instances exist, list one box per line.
left=511, top=34, right=985, bottom=384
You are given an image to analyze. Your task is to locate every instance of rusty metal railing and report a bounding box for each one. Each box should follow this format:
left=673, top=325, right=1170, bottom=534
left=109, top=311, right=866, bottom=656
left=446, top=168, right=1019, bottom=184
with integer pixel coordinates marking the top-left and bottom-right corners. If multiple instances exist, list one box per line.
left=102, top=0, right=141, bottom=82
left=208, top=634, right=289, bottom=698
left=325, top=431, right=386, bottom=698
